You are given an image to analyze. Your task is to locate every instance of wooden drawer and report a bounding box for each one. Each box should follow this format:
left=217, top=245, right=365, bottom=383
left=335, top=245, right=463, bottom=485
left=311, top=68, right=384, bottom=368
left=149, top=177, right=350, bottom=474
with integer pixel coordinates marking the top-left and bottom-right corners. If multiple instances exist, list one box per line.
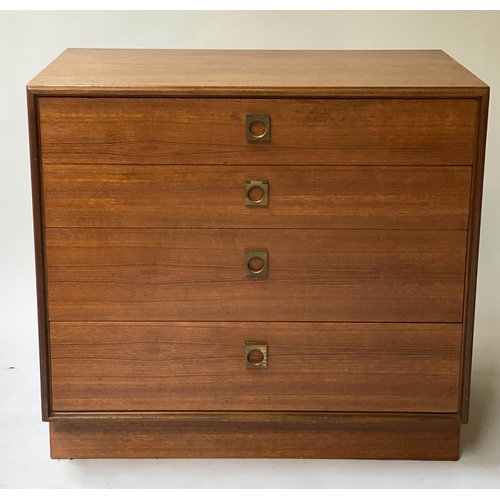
left=38, top=97, right=477, bottom=166
left=46, top=228, right=467, bottom=323
left=43, top=165, right=472, bottom=230
left=50, top=322, right=462, bottom=413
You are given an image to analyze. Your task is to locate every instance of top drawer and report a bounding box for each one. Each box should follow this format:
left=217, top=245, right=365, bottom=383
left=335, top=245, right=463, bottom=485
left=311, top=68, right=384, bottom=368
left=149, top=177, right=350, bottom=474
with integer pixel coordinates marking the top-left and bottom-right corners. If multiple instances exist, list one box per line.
left=38, top=98, right=477, bottom=166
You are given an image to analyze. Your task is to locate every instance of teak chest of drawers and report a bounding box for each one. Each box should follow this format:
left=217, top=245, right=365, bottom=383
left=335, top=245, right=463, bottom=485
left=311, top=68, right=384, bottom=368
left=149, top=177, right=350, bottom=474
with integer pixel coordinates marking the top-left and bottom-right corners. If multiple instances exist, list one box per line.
left=27, top=49, right=489, bottom=460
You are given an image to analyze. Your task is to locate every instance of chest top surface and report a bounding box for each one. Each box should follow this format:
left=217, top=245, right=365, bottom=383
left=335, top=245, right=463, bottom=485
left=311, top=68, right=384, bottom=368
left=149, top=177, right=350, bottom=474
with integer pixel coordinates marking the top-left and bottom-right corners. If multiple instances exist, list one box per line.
left=27, top=48, right=488, bottom=96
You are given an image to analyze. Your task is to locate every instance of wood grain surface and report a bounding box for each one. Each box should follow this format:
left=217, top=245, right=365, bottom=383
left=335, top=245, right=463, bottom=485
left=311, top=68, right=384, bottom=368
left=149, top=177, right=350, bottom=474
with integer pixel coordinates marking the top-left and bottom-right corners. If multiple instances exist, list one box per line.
left=38, top=97, right=477, bottom=166
left=28, top=49, right=487, bottom=97
left=50, top=321, right=462, bottom=413
left=43, top=164, right=472, bottom=230
left=49, top=414, right=461, bottom=460
left=27, top=90, right=52, bottom=421
left=460, top=90, right=490, bottom=422
left=45, top=228, right=467, bottom=323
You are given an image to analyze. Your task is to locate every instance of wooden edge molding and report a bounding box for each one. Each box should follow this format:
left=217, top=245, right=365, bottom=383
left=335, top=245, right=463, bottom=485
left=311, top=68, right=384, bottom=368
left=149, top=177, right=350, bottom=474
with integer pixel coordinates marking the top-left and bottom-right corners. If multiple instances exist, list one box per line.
left=26, top=86, right=489, bottom=98
left=28, top=89, right=51, bottom=421
left=459, top=89, right=490, bottom=423
left=49, top=413, right=461, bottom=460
left=48, top=411, right=463, bottom=421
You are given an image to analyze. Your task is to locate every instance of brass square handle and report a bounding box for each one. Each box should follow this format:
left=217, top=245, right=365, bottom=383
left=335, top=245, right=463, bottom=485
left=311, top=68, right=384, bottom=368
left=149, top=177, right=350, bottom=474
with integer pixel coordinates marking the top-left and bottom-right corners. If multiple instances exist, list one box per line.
left=244, top=179, right=269, bottom=206
left=246, top=113, right=270, bottom=141
left=244, top=249, right=268, bottom=277
left=244, top=342, right=268, bottom=369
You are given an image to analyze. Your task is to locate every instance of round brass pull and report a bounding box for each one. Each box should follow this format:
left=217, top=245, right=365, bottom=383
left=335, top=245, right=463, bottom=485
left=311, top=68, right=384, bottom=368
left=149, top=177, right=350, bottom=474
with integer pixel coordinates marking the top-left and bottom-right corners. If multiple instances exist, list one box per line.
left=247, top=349, right=264, bottom=365
left=247, top=256, right=265, bottom=273
left=249, top=120, right=267, bottom=139
left=244, top=250, right=268, bottom=277
left=248, top=185, right=265, bottom=202
left=244, top=179, right=269, bottom=206
left=246, top=113, right=271, bottom=141
left=244, top=342, right=268, bottom=369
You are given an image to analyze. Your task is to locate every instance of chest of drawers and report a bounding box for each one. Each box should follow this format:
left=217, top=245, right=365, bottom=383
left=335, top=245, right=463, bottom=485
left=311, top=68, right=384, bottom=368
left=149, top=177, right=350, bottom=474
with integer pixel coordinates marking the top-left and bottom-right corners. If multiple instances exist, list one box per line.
left=27, top=49, right=489, bottom=460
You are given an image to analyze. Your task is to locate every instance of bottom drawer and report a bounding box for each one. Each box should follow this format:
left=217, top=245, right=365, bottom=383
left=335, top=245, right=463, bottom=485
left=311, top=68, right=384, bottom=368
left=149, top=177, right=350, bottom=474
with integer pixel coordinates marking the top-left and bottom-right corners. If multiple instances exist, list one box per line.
left=50, top=322, right=461, bottom=413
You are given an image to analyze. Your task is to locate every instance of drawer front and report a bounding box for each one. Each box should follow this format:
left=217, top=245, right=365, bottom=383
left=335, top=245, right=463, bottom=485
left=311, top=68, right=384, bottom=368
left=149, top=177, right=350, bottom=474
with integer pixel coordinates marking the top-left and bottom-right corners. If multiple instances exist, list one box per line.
left=43, top=165, right=472, bottom=230
left=46, top=228, right=467, bottom=322
left=39, top=98, right=477, bottom=166
left=50, top=322, right=462, bottom=413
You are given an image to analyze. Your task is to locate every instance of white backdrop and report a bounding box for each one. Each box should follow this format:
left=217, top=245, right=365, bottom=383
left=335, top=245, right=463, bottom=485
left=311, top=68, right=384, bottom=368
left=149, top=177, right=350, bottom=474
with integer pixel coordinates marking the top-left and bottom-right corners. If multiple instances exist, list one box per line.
left=1, top=10, right=499, bottom=488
